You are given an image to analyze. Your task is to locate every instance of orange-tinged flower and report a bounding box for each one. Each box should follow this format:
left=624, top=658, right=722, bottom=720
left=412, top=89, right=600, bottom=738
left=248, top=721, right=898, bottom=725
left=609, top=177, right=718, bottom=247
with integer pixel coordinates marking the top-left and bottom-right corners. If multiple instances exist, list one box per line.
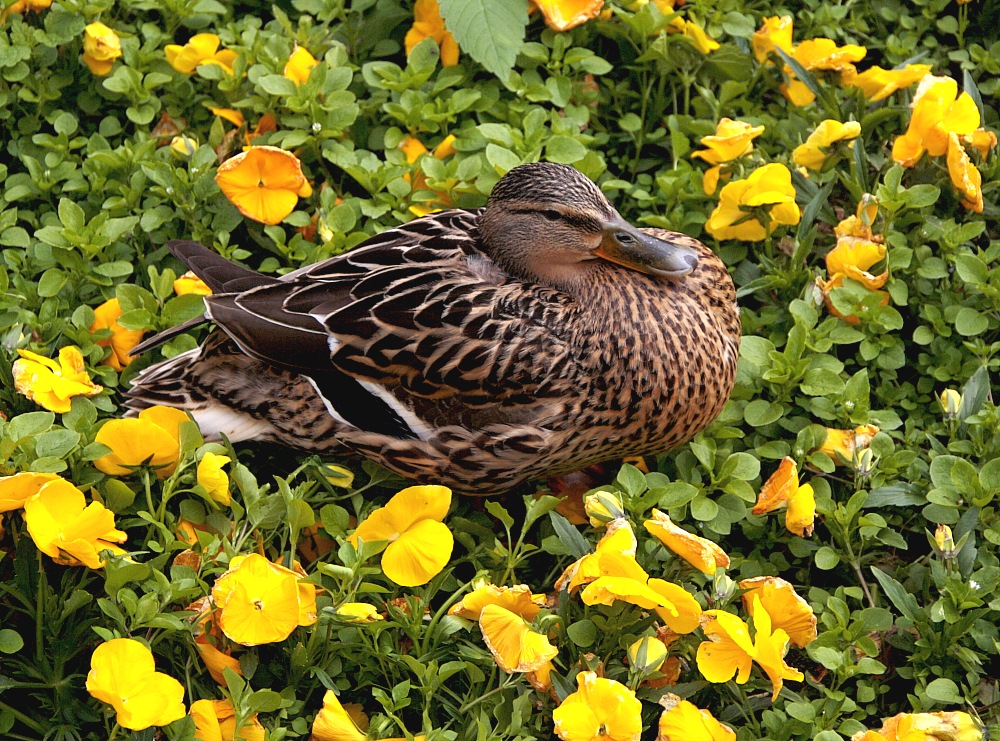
left=24, top=478, right=127, bottom=568
left=210, top=107, right=246, bottom=128
left=859, top=712, right=984, bottom=741
left=13, top=346, right=103, bottom=413
left=785, top=483, right=815, bottom=537
left=3, top=0, right=51, bottom=16
left=793, top=120, right=862, bottom=171
left=740, top=576, right=817, bottom=648
left=191, top=698, right=266, bottom=741
left=284, top=45, right=318, bottom=85
left=0, top=471, right=59, bottom=513
left=818, top=424, right=879, bottom=465
left=479, top=603, right=558, bottom=673
left=405, top=0, right=459, bottom=66
left=657, top=694, right=735, bottom=741
left=752, top=16, right=793, bottom=63
left=212, top=553, right=317, bottom=645
left=335, top=602, right=383, bottom=622
left=449, top=583, right=547, bottom=620
left=90, top=298, right=144, bottom=371
left=312, top=690, right=366, bottom=741
left=194, top=634, right=242, bottom=685
left=696, top=610, right=755, bottom=684
left=643, top=509, right=730, bottom=574
left=82, top=22, right=122, bottom=76
left=753, top=457, right=816, bottom=536
left=533, top=0, right=605, bottom=32
left=215, top=146, right=313, bottom=225
left=348, top=485, right=454, bottom=587
left=197, top=452, right=232, bottom=506
left=692, top=118, right=766, bottom=166
left=85, top=638, right=186, bottom=730
left=705, top=163, right=801, bottom=241
left=401, top=134, right=457, bottom=216
left=947, top=133, right=984, bottom=213
left=825, top=235, right=888, bottom=289
left=174, top=270, right=213, bottom=296
left=165, top=33, right=238, bottom=75
left=648, top=579, right=703, bottom=634
left=94, top=405, right=190, bottom=478
left=892, top=75, right=981, bottom=166
left=749, top=595, right=803, bottom=700
left=847, top=64, right=932, bottom=101
left=964, top=128, right=998, bottom=159
left=553, top=672, right=643, bottom=741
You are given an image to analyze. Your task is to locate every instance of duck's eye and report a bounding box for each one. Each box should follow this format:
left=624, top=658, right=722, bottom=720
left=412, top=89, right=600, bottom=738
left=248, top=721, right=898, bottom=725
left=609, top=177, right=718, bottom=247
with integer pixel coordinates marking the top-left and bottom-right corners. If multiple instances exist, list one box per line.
left=540, top=209, right=563, bottom=221
left=615, top=231, right=636, bottom=245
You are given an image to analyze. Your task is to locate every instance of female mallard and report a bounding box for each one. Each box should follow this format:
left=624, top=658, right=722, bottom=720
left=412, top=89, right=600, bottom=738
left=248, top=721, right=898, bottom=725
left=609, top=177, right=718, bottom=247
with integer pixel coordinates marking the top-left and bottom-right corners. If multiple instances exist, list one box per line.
left=128, top=163, right=740, bottom=495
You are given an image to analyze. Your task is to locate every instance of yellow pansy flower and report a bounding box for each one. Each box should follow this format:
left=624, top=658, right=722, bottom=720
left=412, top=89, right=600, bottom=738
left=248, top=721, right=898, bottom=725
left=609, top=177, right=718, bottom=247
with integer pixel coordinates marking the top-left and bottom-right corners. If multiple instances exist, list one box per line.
left=817, top=424, right=879, bottom=466
left=191, top=698, right=266, bottom=741
left=556, top=518, right=642, bottom=592
left=705, top=163, right=801, bottom=241
left=947, top=133, right=984, bottom=213
left=13, top=346, right=103, bottom=413
left=647, top=578, right=703, bottom=634
left=401, top=134, right=458, bottom=216
left=533, top=0, right=605, bottom=32
left=677, top=18, right=719, bottom=55
left=3, top=0, right=51, bottom=17
left=825, top=234, right=888, bottom=290
left=853, top=712, right=983, bottom=741
left=405, top=0, right=459, bottom=66
left=82, top=22, right=122, bottom=76
left=174, top=270, right=213, bottom=296
left=581, top=572, right=673, bottom=610
left=212, top=553, right=318, bottom=646
left=892, top=75, right=981, bottom=166
left=90, top=298, right=144, bottom=372
left=197, top=452, right=232, bottom=506
left=739, top=576, right=818, bottom=648
left=847, top=64, right=932, bottom=101
left=748, top=595, right=804, bottom=700
left=0, top=472, right=59, bottom=513
left=165, top=33, right=238, bottom=75
left=781, top=38, right=867, bottom=106
left=752, top=457, right=816, bottom=536
left=335, top=602, right=384, bottom=622
left=85, top=638, right=186, bottom=730
left=752, top=16, right=793, bottom=63
left=215, top=146, right=313, bottom=225
left=657, top=694, right=735, bottom=741
left=696, top=609, right=755, bottom=684
left=348, top=485, right=454, bottom=587
left=793, top=120, right=862, bottom=171
left=449, top=583, right=547, bottom=620
left=479, top=603, right=558, bottom=673
left=94, top=405, right=190, bottom=478
left=311, top=690, right=366, bottom=741
left=553, top=672, right=643, bottom=741
left=209, top=107, right=246, bottom=128
left=24, top=478, right=127, bottom=568
left=643, top=508, right=730, bottom=574
left=284, top=45, right=319, bottom=85
left=692, top=118, right=766, bottom=194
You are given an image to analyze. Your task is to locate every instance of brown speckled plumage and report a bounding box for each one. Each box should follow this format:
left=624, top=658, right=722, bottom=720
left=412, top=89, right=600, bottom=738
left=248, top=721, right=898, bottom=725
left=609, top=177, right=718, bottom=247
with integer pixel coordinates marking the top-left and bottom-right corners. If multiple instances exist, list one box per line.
left=127, top=163, right=739, bottom=495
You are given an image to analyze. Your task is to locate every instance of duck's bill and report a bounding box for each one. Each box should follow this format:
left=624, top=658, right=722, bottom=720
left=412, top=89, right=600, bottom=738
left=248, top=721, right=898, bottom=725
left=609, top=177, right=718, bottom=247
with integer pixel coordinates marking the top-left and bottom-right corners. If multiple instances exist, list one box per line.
left=596, top=221, right=699, bottom=278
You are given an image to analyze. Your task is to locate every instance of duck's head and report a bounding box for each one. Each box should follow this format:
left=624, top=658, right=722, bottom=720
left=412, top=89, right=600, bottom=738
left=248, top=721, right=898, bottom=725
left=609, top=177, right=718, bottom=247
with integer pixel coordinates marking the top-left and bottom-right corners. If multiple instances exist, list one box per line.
left=478, top=162, right=700, bottom=290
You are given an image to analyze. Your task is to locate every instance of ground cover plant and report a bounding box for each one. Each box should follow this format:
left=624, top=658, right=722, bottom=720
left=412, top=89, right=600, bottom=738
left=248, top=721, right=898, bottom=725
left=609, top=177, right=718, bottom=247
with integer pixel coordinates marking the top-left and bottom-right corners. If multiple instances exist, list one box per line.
left=0, top=0, right=998, bottom=739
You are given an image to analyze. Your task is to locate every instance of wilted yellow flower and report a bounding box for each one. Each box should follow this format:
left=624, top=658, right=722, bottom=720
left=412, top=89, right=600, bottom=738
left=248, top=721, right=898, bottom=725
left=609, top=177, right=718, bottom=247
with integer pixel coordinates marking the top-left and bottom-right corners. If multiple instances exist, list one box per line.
left=853, top=712, right=983, bottom=741
left=197, top=452, right=232, bottom=506
left=533, top=0, right=605, bottom=32
left=647, top=579, right=703, bottom=634
left=892, top=75, right=981, bottom=167
left=657, top=694, right=735, bottom=741
left=174, top=270, right=213, bottom=296
left=753, top=457, right=815, bottom=537
left=3, top=0, right=51, bottom=17
left=479, top=603, right=558, bottom=673
left=627, top=636, right=669, bottom=675
left=739, top=576, right=817, bottom=648
left=284, top=45, right=319, bottom=85
left=940, top=389, right=962, bottom=419
left=793, top=120, right=862, bottom=171
left=752, top=16, right=793, bottom=63
left=847, top=64, right=932, bottom=101
left=86, top=639, right=186, bottom=730
left=215, top=146, right=313, bottom=225
left=825, top=234, right=888, bottom=290
left=818, top=424, right=879, bottom=466
left=348, top=485, right=454, bottom=587
left=82, top=22, right=122, bottom=76
left=643, top=509, right=730, bottom=574
left=405, top=0, right=459, bottom=66
left=553, top=672, right=643, bottom=741
left=0, top=472, right=59, bottom=513
left=449, top=583, right=547, bottom=620
left=194, top=634, right=242, bottom=685
left=165, top=33, right=237, bottom=75
left=312, top=690, right=366, bottom=741
left=94, top=405, right=190, bottom=478
left=90, top=298, right=144, bottom=372
left=964, top=128, right=998, bottom=159
left=191, top=698, right=266, bottom=741
left=705, top=163, right=801, bottom=241
left=947, top=133, right=984, bottom=213
left=13, top=346, right=103, bottom=413
left=209, top=107, right=246, bottom=128
left=335, top=602, right=384, bottom=622
left=212, top=553, right=318, bottom=646
left=24, top=477, right=127, bottom=568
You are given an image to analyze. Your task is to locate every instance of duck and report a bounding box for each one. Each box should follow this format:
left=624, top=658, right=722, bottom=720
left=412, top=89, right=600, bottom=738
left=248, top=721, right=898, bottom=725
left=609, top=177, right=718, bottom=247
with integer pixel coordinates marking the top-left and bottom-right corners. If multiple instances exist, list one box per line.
left=126, top=162, right=740, bottom=496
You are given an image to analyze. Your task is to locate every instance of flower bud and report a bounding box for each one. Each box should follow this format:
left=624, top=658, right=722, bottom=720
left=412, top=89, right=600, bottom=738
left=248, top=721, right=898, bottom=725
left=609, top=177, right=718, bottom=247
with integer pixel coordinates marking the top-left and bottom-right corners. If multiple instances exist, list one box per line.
left=854, top=447, right=877, bottom=478
left=857, top=193, right=879, bottom=228
left=169, top=135, right=198, bottom=160
left=712, top=571, right=737, bottom=604
left=940, top=389, right=962, bottom=420
left=584, top=490, right=625, bottom=527
left=934, top=524, right=956, bottom=558
left=627, top=636, right=668, bottom=676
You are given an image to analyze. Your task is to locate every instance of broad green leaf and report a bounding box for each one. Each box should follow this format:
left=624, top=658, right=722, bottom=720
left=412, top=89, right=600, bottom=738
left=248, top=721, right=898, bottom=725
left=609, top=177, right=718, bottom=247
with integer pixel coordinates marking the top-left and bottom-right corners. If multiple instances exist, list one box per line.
left=439, top=0, right=529, bottom=80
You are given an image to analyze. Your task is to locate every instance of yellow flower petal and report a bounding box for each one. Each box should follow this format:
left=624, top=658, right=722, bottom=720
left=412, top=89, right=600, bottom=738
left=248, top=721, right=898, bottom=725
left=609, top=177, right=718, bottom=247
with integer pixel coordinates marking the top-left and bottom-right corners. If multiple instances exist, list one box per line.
left=553, top=672, right=643, bottom=741
left=0, top=472, right=59, bottom=513
left=449, top=583, right=547, bottom=620
left=696, top=610, right=755, bottom=685
left=647, top=579, right=703, bottom=634
left=197, top=452, right=232, bottom=506
left=749, top=595, right=804, bottom=700
left=817, top=424, right=879, bottom=465
left=657, top=694, right=736, bottom=741
left=786, top=483, right=816, bottom=537
left=691, top=118, right=765, bottom=165
left=381, top=518, right=454, bottom=586
left=212, top=554, right=307, bottom=645
left=643, top=509, right=729, bottom=574
left=83, top=22, right=122, bottom=77
left=792, top=120, right=862, bottom=171
left=173, top=270, right=213, bottom=296
left=91, top=298, right=144, bottom=371
left=215, top=146, right=312, bottom=225
left=13, top=346, right=103, bottom=413
left=753, top=457, right=798, bottom=515
left=284, top=45, right=319, bottom=85
left=580, top=575, right=671, bottom=609
left=479, top=603, right=558, bottom=673
left=947, top=133, right=984, bottom=213
left=739, top=576, right=817, bottom=648
left=752, top=16, right=793, bottom=63
left=194, top=635, right=242, bottom=685
left=335, top=602, right=384, bottom=622
left=404, top=0, right=460, bottom=66
left=705, top=163, right=800, bottom=241
left=210, top=107, right=246, bottom=127
left=533, top=0, right=605, bottom=32
left=166, top=33, right=236, bottom=75
left=312, top=690, right=366, bottom=741
left=94, top=406, right=189, bottom=478
left=849, top=64, right=932, bottom=101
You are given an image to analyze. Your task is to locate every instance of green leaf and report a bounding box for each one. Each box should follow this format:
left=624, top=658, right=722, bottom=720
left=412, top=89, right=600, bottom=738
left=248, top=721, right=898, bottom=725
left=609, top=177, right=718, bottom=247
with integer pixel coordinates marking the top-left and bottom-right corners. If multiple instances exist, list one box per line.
left=567, top=619, right=597, bottom=647
left=439, top=0, right=528, bottom=80
left=0, top=630, right=23, bottom=654
left=924, top=677, right=962, bottom=704
left=545, top=135, right=587, bottom=164
left=258, top=74, right=299, bottom=96
left=485, top=500, right=515, bottom=529
left=954, top=307, right=988, bottom=336
left=549, top=512, right=590, bottom=560
left=815, top=547, right=840, bottom=570
left=870, top=567, right=923, bottom=622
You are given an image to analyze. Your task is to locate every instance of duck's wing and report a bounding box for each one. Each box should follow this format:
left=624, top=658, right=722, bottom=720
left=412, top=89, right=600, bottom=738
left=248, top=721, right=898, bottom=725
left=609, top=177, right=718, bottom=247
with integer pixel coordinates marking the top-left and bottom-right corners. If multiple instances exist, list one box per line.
left=201, top=210, right=583, bottom=429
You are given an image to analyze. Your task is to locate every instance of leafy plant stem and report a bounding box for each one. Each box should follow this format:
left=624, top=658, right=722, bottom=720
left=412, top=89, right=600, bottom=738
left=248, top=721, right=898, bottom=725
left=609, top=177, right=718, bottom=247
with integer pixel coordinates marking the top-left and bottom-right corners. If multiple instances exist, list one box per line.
left=0, top=701, right=44, bottom=735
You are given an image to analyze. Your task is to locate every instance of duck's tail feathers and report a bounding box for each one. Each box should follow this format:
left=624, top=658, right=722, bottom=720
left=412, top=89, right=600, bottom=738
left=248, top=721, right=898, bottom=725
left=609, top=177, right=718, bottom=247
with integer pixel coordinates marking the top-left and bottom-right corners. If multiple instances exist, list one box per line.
left=168, top=240, right=278, bottom=294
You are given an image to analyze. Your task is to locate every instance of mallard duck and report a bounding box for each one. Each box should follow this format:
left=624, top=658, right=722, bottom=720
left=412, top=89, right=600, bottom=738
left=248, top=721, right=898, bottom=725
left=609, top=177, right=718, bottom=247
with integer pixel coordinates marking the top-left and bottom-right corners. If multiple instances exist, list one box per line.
left=127, top=163, right=740, bottom=495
